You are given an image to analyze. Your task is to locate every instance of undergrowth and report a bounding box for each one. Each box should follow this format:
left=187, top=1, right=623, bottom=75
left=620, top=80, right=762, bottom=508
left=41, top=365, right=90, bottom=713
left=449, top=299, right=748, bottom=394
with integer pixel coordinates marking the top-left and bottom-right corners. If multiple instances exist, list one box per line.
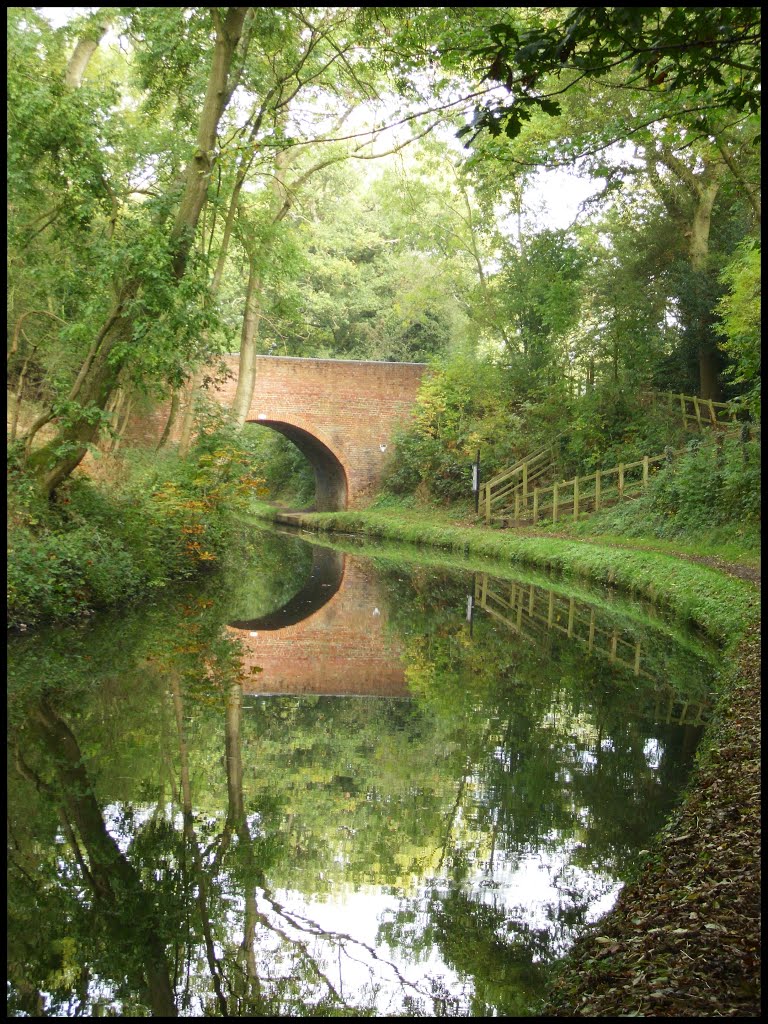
left=7, top=432, right=266, bottom=630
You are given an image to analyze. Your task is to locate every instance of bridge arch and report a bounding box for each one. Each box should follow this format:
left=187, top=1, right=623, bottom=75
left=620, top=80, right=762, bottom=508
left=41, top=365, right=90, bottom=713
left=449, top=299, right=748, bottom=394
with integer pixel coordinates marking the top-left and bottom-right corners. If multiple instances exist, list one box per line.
left=249, top=418, right=348, bottom=511
left=128, top=356, right=428, bottom=509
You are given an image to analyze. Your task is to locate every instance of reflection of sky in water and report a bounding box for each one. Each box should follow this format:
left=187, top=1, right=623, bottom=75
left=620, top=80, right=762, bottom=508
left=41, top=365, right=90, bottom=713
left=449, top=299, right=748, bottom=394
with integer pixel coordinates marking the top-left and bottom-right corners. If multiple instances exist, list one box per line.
left=78, top=800, right=624, bottom=1016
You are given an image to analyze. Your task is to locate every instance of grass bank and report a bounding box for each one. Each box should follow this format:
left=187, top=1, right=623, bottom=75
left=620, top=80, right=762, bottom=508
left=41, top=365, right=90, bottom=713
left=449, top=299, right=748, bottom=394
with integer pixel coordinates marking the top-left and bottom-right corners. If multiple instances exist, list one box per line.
left=251, top=499, right=760, bottom=1017
left=251, top=502, right=759, bottom=648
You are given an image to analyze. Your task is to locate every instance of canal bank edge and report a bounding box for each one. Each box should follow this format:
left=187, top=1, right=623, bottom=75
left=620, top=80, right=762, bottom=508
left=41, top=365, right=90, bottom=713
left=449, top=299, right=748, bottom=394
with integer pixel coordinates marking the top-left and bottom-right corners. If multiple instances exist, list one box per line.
left=256, top=505, right=761, bottom=1018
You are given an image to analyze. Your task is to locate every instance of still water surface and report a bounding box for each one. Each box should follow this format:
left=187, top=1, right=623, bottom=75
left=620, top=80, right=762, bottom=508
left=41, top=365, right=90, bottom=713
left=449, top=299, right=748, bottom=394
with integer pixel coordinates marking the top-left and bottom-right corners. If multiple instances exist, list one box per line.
left=7, top=527, right=717, bottom=1017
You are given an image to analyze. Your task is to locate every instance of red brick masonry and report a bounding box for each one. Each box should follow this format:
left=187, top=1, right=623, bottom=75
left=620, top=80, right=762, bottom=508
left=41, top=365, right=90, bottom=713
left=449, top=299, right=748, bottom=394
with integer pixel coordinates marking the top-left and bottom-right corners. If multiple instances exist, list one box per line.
left=131, top=355, right=428, bottom=509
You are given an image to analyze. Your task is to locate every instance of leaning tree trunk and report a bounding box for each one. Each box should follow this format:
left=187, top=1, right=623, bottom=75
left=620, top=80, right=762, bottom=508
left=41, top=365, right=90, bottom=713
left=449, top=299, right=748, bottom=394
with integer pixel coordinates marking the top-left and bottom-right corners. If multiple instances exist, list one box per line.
left=27, top=7, right=249, bottom=498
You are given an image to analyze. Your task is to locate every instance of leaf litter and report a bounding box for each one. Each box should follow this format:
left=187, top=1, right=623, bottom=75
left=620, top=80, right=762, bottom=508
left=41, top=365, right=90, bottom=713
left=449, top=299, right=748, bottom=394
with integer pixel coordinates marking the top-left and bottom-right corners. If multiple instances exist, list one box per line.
left=541, top=620, right=760, bottom=1017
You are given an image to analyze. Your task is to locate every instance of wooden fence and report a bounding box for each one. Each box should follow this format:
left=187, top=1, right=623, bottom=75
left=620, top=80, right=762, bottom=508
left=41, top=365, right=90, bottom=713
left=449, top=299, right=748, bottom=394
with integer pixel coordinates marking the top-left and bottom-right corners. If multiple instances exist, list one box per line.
left=477, top=391, right=751, bottom=525
left=640, top=390, right=741, bottom=432
left=482, top=447, right=681, bottom=526
left=478, top=441, right=559, bottom=524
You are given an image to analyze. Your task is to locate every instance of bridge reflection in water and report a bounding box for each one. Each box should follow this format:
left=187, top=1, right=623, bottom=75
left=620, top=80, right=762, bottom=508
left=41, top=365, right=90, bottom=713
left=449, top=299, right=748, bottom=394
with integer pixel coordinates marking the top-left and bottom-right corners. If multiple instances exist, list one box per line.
left=227, top=543, right=711, bottom=726
left=227, top=547, right=410, bottom=698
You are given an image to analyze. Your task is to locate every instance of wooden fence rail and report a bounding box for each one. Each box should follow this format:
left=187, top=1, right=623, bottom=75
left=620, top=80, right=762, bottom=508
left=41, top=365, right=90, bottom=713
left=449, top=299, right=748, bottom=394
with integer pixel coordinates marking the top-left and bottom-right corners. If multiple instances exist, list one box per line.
left=477, top=391, right=753, bottom=525
left=478, top=441, right=560, bottom=524
left=640, top=390, right=741, bottom=432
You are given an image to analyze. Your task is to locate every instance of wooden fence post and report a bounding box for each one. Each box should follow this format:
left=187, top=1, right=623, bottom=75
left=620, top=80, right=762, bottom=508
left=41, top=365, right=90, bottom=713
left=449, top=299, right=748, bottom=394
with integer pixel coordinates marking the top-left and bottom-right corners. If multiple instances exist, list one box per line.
left=618, top=464, right=624, bottom=499
left=642, top=456, right=649, bottom=488
left=679, top=392, right=686, bottom=428
left=553, top=482, right=559, bottom=523
left=573, top=476, right=579, bottom=520
left=567, top=597, right=574, bottom=637
left=522, top=461, right=528, bottom=500
left=693, top=395, right=703, bottom=430
left=594, top=471, right=601, bottom=511
left=514, top=489, right=519, bottom=524
left=485, top=483, right=491, bottom=525
left=532, top=486, right=539, bottom=524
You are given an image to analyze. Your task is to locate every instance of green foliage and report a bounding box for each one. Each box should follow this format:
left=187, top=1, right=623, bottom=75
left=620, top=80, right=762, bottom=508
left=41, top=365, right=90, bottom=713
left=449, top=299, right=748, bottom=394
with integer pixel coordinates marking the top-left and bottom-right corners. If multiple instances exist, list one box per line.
left=383, top=355, right=529, bottom=502
left=559, top=388, right=686, bottom=476
left=460, top=7, right=761, bottom=145
left=645, top=436, right=761, bottom=533
left=383, top=356, right=692, bottom=503
left=716, top=239, right=761, bottom=418
left=239, top=427, right=316, bottom=507
left=7, top=432, right=267, bottom=629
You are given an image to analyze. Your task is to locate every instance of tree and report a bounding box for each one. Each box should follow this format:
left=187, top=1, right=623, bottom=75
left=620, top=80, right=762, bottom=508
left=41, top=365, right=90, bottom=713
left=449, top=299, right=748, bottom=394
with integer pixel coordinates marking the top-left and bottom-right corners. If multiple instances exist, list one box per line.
left=459, top=7, right=761, bottom=145
left=17, top=8, right=252, bottom=497
left=716, top=239, right=761, bottom=417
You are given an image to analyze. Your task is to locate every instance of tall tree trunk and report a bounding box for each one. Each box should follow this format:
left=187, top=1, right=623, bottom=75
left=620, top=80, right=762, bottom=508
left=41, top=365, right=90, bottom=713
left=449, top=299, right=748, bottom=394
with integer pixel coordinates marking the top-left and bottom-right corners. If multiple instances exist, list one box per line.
left=28, top=8, right=249, bottom=498
left=650, top=144, right=726, bottom=400
left=232, top=257, right=262, bottom=425
left=157, top=388, right=181, bottom=451
left=177, top=376, right=201, bottom=458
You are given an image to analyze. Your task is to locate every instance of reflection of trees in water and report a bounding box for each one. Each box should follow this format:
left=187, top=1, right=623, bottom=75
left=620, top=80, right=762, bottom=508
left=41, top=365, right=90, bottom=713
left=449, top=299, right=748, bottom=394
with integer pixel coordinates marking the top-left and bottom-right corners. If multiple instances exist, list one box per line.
left=7, top=542, right=715, bottom=1017
left=7, top=612, right=457, bottom=1016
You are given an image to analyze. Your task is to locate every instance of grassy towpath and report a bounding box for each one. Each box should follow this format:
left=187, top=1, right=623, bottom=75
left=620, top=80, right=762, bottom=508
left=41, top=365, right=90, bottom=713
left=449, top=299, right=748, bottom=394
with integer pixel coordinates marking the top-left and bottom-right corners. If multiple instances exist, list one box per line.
left=253, top=500, right=761, bottom=1017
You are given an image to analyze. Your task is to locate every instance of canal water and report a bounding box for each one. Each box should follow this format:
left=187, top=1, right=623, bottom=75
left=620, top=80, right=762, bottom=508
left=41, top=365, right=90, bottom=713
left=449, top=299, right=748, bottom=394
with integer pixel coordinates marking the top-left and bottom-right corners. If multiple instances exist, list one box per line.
left=7, top=526, right=717, bottom=1017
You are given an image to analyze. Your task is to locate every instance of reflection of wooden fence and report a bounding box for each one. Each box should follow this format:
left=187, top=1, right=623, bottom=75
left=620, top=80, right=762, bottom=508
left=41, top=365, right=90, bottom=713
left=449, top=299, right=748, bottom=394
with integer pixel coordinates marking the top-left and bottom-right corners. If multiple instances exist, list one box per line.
left=472, top=574, right=710, bottom=724
left=474, top=575, right=648, bottom=677
left=653, top=693, right=709, bottom=727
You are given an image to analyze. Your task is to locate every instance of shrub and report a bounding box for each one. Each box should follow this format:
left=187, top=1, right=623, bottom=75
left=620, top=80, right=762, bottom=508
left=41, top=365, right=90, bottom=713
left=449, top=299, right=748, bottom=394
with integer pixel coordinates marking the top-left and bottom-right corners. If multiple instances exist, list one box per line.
left=7, top=430, right=267, bottom=629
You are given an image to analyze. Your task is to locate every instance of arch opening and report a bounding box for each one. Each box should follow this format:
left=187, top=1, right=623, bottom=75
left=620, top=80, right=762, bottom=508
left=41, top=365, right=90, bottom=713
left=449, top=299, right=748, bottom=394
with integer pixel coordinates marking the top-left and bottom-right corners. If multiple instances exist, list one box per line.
left=250, top=420, right=348, bottom=511
left=228, top=547, right=344, bottom=631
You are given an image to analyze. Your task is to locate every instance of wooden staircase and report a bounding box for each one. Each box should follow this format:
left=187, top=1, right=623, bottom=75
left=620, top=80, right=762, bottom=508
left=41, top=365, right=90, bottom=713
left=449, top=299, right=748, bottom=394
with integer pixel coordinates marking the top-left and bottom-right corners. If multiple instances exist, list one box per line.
left=477, top=440, right=560, bottom=525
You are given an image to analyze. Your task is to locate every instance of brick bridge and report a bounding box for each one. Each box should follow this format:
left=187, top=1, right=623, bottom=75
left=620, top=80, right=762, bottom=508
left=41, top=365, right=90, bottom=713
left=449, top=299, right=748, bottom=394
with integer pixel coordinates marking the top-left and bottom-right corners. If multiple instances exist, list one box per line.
left=138, top=355, right=428, bottom=510
left=228, top=546, right=410, bottom=698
